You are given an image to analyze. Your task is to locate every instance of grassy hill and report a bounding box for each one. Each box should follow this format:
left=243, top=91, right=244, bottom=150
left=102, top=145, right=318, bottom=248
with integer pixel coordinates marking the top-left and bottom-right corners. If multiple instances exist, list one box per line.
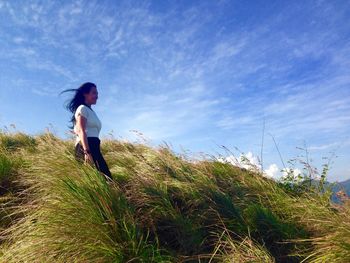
left=0, top=130, right=349, bottom=262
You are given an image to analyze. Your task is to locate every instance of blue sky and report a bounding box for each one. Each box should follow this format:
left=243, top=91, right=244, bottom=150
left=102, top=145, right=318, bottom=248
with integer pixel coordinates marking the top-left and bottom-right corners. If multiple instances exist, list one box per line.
left=0, top=0, right=349, bottom=182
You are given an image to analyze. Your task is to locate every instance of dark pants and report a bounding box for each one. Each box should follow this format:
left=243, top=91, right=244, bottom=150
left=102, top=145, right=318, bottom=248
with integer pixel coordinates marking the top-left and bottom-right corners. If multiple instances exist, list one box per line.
left=74, top=137, right=113, bottom=180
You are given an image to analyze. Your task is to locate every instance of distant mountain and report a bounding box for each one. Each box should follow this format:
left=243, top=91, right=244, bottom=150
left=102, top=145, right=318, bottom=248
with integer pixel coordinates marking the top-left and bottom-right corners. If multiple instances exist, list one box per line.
left=299, top=178, right=350, bottom=204
left=331, top=178, right=350, bottom=203
left=340, top=178, right=350, bottom=193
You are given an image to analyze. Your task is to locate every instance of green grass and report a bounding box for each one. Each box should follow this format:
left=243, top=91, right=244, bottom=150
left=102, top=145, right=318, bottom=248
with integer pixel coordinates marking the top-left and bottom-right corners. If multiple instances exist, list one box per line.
left=0, top=130, right=349, bottom=262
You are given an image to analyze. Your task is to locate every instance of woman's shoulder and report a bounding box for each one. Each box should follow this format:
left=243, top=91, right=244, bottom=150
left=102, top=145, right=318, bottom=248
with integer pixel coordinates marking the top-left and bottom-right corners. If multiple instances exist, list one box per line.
left=75, top=104, right=90, bottom=118
left=76, top=104, right=88, bottom=109
left=76, top=104, right=92, bottom=112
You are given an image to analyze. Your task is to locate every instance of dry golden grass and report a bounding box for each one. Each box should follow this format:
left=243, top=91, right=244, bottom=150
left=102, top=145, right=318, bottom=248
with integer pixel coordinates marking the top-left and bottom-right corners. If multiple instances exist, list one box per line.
left=0, top=129, right=348, bottom=262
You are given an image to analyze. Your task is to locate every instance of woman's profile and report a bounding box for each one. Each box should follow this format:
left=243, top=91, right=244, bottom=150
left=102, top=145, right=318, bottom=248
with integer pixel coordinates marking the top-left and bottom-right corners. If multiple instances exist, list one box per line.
left=59, top=82, right=113, bottom=182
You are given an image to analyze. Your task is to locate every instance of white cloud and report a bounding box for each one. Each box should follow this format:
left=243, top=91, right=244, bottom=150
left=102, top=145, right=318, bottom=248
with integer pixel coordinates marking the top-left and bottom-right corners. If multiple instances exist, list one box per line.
left=264, top=164, right=302, bottom=180
left=264, top=163, right=280, bottom=178
left=308, top=142, right=339, bottom=151
left=217, top=152, right=305, bottom=181
left=217, top=151, right=262, bottom=173
left=216, top=116, right=255, bottom=130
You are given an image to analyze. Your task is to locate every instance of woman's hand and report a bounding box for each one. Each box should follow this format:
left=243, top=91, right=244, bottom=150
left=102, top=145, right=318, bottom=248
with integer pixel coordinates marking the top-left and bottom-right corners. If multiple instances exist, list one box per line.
left=84, top=153, right=94, bottom=165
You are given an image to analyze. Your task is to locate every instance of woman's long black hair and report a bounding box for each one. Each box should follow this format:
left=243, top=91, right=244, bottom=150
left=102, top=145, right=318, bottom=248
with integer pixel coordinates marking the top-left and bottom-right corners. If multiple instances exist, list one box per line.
left=59, top=82, right=96, bottom=130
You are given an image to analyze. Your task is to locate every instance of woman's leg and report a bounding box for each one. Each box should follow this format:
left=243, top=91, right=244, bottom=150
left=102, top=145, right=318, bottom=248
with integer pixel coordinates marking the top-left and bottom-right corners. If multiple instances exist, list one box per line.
left=87, top=137, right=113, bottom=181
left=94, top=151, right=113, bottom=180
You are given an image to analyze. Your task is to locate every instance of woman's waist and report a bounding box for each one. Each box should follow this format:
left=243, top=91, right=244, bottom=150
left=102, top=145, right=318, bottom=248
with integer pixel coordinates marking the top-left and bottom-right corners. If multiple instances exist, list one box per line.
left=75, top=135, right=100, bottom=140
left=75, top=136, right=100, bottom=148
left=87, top=136, right=100, bottom=141
left=75, top=135, right=100, bottom=144
left=74, top=125, right=100, bottom=131
left=83, top=128, right=100, bottom=136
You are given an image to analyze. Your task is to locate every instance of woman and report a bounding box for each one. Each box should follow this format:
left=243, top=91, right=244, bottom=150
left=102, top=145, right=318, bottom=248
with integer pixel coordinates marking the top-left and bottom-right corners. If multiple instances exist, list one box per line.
left=60, top=82, right=113, bottom=182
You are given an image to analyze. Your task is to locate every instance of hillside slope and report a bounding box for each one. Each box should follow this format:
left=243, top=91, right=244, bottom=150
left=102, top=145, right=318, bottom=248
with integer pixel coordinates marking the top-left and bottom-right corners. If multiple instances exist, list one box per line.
left=0, top=131, right=349, bottom=263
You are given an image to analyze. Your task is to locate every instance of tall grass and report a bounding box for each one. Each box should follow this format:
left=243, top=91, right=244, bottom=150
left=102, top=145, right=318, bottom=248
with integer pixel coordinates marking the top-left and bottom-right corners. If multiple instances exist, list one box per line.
left=0, top=130, right=349, bottom=262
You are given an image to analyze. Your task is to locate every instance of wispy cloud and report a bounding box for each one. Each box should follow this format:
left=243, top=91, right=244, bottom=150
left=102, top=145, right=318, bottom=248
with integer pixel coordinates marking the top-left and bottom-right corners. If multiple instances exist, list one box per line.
left=1, top=0, right=349, bottom=181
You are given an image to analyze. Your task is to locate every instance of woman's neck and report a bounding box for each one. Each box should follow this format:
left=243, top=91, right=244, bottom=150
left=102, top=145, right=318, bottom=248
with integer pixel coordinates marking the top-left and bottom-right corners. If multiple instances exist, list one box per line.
left=84, top=102, right=93, bottom=111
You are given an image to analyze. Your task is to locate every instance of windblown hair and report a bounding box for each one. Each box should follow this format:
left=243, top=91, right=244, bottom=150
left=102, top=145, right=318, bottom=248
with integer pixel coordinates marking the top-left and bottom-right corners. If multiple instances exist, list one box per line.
left=59, top=82, right=96, bottom=130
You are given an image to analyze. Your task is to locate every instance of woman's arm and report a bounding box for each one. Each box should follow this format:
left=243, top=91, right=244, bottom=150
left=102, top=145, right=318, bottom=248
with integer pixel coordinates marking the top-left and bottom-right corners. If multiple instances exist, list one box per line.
left=76, top=114, right=90, bottom=153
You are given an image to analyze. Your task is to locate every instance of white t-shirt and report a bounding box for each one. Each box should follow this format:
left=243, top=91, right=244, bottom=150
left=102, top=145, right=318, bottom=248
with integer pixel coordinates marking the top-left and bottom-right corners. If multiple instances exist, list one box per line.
left=73, top=104, right=102, bottom=146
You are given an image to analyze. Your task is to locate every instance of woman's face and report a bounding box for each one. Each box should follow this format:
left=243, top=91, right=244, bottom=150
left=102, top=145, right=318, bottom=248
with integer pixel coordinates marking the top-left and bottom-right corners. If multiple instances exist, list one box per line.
left=84, top=86, right=98, bottom=105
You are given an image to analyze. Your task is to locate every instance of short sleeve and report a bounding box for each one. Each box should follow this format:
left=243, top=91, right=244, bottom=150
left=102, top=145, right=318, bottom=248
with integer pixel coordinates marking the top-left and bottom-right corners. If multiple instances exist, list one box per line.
left=75, top=105, right=89, bottom=119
